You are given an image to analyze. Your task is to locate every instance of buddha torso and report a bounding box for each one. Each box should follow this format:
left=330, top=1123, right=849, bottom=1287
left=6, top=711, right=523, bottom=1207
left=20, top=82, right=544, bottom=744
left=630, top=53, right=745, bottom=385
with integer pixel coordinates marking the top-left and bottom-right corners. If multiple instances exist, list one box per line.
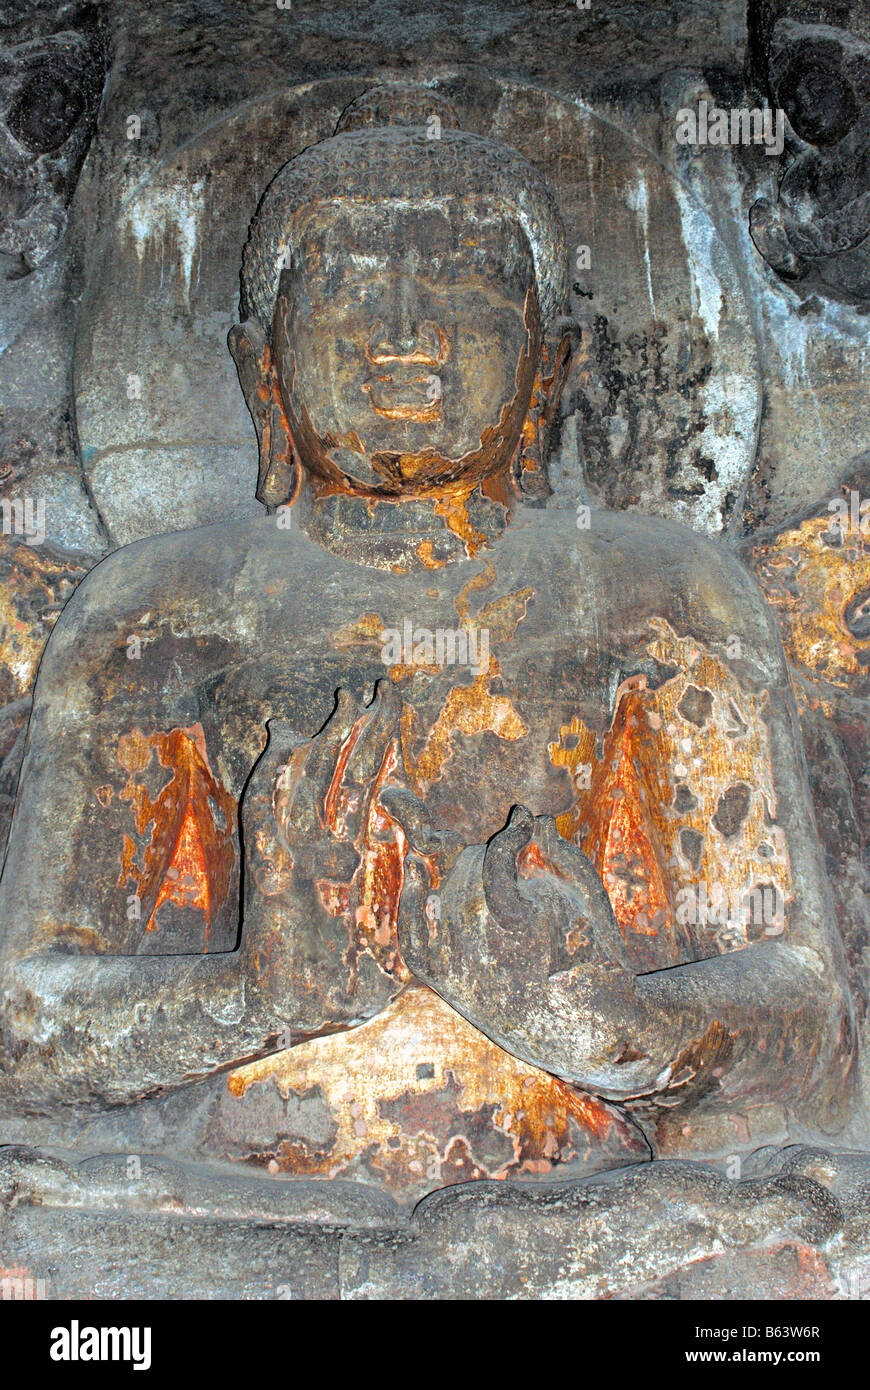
left=9, top=503, right=793, bottom=972
left=4, top=500, right=829, bottom=1202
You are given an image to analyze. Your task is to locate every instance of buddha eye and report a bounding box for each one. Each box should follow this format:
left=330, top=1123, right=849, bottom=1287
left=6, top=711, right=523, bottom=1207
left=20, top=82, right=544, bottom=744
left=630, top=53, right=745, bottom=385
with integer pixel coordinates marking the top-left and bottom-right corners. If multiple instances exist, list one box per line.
left=775, top=46, right=859, bottom=146
left=6, top=63, right=86, bottom=154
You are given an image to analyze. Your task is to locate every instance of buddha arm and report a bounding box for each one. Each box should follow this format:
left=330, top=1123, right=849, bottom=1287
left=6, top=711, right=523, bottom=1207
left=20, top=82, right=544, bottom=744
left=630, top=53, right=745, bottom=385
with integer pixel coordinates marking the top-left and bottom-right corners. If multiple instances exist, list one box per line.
left=0, top=945, right=285, bottom=1108
left=0, top=556, right=291, bottom=1109
left=399, top=810, right=853, bottom=1119
left=540, top=937, right=849, bottom=1107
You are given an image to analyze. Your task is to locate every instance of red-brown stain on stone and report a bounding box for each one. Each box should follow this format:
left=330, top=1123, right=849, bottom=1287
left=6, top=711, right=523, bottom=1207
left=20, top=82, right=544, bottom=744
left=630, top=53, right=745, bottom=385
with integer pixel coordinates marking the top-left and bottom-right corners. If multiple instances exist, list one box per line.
left=115, top=725, right=236, bottom=950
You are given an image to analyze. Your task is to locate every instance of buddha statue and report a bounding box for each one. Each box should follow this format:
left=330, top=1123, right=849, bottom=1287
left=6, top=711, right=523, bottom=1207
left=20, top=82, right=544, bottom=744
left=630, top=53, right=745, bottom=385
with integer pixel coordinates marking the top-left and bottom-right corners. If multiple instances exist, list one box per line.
left=0, top=86, right=857, bottom=1200
left=748, top=1, right=870, bottom=303
left=0, top=16, right=106, bottom=279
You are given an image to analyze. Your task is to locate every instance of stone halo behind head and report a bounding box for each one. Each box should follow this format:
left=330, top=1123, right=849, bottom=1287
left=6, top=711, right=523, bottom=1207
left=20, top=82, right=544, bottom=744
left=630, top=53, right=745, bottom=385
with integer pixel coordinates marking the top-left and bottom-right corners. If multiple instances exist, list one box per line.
left=240, top=82, right=569, bottom=333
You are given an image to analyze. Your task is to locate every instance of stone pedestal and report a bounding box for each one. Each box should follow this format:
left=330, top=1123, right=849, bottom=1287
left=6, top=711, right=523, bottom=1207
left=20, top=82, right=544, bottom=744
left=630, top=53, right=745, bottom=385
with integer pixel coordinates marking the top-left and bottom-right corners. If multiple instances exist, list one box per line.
left=4, top=1146, right=869, bottom=1300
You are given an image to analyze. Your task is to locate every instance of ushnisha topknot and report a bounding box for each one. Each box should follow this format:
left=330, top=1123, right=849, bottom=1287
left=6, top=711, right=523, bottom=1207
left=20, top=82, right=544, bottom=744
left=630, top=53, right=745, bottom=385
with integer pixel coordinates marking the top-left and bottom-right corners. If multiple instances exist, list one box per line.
left=334, top=82, right=462, bottom=134
left=240, top=83, right=569, bottom=332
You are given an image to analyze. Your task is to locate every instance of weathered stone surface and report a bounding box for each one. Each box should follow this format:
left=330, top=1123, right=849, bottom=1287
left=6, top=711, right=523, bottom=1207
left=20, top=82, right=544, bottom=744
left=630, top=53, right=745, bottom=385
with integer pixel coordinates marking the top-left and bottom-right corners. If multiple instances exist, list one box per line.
left=2, top=0, right=870, bottom=1303
left=70, top=75, right=760, bottom=543
left=6, top=1146, right=870, bottom=1300
left=0, top=536, right=97, bottom=860
left=0, top=8, right=106, bottom=275
left=744, top=460, right=870, bottom=1117
left=343, top=1162, right=842, bottom=1299
left=748, top=1, right=870, bottom=303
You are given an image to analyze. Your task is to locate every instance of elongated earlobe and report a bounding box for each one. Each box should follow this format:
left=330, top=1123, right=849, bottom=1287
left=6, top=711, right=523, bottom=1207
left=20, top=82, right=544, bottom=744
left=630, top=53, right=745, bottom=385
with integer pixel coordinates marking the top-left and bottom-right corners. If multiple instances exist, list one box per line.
left=228, top=319, right=299, bottom=510
left=512, top=326, right=575, bottom=500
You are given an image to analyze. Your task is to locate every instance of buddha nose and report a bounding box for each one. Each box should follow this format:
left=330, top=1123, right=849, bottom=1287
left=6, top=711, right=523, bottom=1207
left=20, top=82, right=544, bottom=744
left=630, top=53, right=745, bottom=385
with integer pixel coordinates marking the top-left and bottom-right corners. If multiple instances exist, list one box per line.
left=367, top=314, right=446, bottom=366
left=367, top=269, right=446, bottom=365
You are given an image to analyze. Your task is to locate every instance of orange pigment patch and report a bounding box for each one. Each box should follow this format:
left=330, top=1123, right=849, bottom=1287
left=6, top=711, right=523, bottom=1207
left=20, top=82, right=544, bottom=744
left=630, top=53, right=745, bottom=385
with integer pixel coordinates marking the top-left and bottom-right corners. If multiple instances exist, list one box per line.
left=328, top=567, right=533, bottom=795
left=750, top=510, right=870, bottom=689
left=401, top=672, right=527, bottom=796
left=348, top=739, right=413, bottom=988
left=548, top=619, right=793, bottom=970
left=432, top=487, right=487, bottom=556
left=400, top=566, right=533, bottom=793
left=416, top=540, right=446, bottom=569
left=114, top=724, right=236, bottom=950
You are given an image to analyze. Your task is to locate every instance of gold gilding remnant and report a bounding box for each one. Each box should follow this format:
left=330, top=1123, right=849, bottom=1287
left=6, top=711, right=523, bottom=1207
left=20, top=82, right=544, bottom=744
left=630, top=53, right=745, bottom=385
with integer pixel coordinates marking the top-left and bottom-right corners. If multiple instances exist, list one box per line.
left=750, top=513, right=870, bottom=689
left=400, top=667, right=527, bottom=796
left=226, top=984, right=640, bottom=1201
left=549, top=619, right=792, bottom=970
left=0, top=540, right=91, bottom=699
left=399, top=565, right=532, bottom=794
left=415, top=539, right=445, bottom=570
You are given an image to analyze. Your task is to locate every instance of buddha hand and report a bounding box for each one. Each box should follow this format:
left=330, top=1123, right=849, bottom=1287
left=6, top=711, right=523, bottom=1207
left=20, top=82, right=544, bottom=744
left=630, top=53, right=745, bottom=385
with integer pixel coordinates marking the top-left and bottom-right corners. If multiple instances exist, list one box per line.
left=391, top=800, right=642, bottom=1084
left=241, top=681, right=410, bottom=1036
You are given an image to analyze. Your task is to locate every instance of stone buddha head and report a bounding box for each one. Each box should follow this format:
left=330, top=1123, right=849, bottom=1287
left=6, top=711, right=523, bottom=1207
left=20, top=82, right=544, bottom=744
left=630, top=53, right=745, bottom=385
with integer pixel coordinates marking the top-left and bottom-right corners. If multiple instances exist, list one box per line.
left=229, top=85, right=571, bottom=558
left=748, top=1, right=870, bottom=303
left=0, top=19, right=106, bottom=278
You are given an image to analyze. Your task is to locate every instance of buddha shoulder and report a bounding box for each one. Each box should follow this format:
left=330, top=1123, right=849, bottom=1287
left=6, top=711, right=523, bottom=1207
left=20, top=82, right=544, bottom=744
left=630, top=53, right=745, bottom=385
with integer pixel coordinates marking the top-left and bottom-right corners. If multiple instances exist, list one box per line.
left=37, top=515, right=303, bottom=659
left=528, top=506, right=787, bottom=679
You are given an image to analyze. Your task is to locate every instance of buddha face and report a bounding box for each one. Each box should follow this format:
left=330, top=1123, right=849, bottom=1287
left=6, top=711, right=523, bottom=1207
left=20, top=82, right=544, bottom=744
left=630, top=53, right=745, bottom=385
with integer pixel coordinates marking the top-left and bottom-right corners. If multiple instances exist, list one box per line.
left=749, top=6, right=870, bottom=301
left=271, top=200, right=541, bottom=497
